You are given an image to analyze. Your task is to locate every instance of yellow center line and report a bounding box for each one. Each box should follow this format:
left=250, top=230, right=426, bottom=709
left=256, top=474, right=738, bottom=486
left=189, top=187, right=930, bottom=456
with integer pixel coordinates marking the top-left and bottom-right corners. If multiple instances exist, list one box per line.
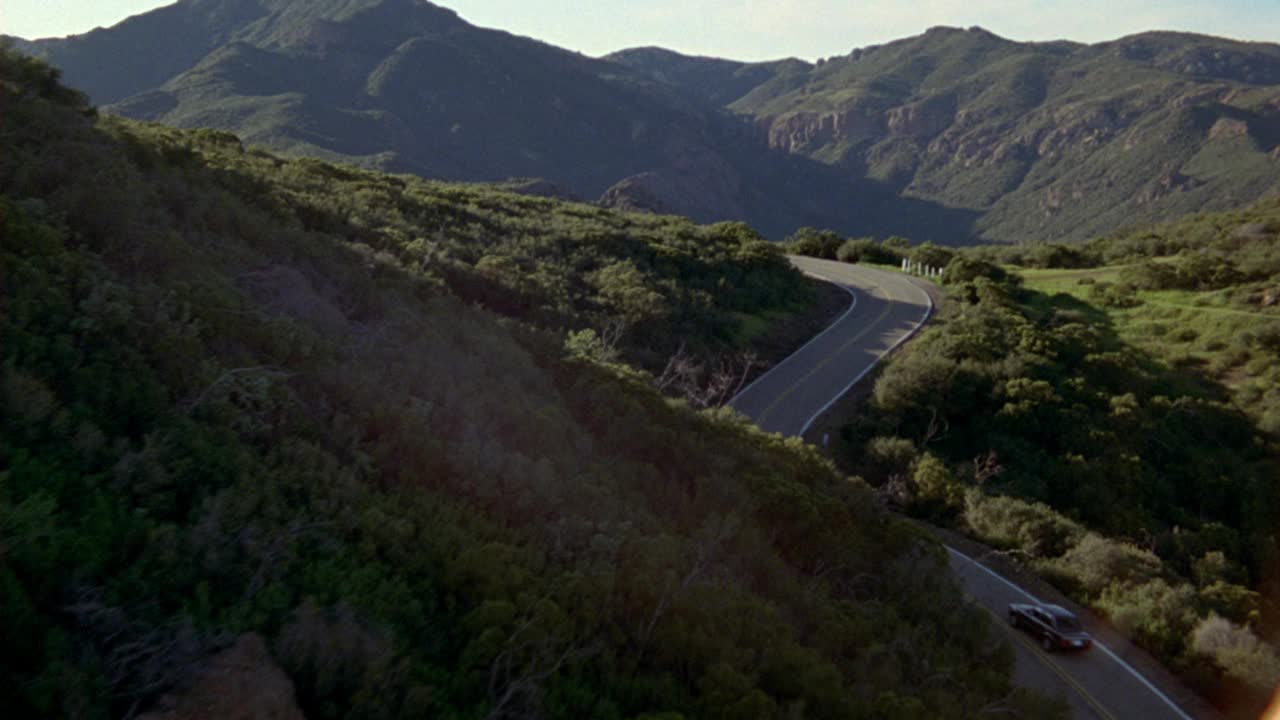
left=756, top=282, right=896, bottom=426
left=978, top=605, right=1119, bottom=720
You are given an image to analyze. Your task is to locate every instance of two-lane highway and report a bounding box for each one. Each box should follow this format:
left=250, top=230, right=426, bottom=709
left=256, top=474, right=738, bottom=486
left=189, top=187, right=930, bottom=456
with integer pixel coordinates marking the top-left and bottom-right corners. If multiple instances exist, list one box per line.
left=733, top=256, right=1212, bottom=719
left=948, top=546, right=1204, bottom=719
left=730, top=257, right=933, bottom=436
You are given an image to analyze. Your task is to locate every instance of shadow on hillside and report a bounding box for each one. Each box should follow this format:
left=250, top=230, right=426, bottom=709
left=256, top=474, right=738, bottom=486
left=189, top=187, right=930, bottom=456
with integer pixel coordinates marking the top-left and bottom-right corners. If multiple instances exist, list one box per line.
left=718, top=127, right=984, bottom=244
left=1036, top=289, right=1234, bottom=405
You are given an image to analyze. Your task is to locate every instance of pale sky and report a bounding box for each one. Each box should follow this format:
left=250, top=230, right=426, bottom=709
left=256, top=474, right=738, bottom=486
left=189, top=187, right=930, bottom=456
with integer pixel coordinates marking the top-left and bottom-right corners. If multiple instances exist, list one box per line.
left=3, top=0, right=1278, bottom=61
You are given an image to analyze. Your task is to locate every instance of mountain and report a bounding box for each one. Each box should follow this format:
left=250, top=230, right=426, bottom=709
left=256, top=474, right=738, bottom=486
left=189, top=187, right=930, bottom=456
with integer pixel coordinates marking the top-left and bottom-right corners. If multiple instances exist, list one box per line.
left=11, top=4, right=1280, bottom=243
left=627, top=27, right=1280, bottom=242
left=603, top=46, right=809, bottom=107
left=12, top=0, right=953, bottom=239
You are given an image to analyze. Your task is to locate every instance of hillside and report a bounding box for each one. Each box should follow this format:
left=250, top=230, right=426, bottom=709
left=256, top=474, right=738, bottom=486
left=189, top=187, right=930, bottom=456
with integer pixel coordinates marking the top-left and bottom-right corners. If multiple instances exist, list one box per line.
left=620, top=27, right=1280, bottom=244
left=11, top=2, right=1278, bottom=245
left=0, top=50, right=1071, bottom=719
left=790, top=201, right=1280, bottom=717
left=603, top=47, right=808, bottom=107
left=9, top=0, right=956, bottom=240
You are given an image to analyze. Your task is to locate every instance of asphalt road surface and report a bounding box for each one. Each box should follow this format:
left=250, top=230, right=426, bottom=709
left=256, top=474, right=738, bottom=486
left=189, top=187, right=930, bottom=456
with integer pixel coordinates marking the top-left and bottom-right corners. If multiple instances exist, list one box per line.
left=733, top=257, right=1205, bottom=720
left=948, top=546, right=1198, bottom=719
left=730, top=257, right=933, bottom=436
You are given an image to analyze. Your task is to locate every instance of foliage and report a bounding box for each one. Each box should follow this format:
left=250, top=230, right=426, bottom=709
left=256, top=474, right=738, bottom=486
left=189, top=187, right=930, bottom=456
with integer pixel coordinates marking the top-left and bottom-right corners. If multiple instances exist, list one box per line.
left=941, top=257, right=1008, bottom=286
left=1095, top=580, right=1200, bottom=660
left=837, top=238, right=905, bottom=266
left=782, top=229, right=910, bottom=267
left=0, top=50, right=1061, bottom=719
left=780, top=227, right=843, bottom=259
left=961, top=492, right=1085, bottom=559
left=829, top=206, right=1280, bottom=713
left=1045, top=535, right=1165, bottom=598
left=990, top=196, right=1280, bottom=441
left=1191, top=616, right=1280, bottom=695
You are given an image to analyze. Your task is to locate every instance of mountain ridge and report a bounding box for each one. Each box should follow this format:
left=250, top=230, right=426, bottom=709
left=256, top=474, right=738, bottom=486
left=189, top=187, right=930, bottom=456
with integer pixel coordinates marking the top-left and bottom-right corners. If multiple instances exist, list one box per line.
left=9, top=2, right=1280, bottom=244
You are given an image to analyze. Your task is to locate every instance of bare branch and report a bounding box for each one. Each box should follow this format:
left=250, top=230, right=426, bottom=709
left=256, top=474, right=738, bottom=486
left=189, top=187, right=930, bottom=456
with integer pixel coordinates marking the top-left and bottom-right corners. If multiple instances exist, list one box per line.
left=972, top=450, right=1004, bottom=487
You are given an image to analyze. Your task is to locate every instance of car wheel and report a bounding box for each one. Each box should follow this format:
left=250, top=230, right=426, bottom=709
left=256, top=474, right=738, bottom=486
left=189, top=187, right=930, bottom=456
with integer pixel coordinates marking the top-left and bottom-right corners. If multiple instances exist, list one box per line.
left=1042, top=635, right=1054, bottom=651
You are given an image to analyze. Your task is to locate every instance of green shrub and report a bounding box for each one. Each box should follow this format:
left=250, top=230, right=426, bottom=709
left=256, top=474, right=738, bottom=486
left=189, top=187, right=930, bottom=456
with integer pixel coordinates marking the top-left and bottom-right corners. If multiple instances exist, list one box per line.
left=1191, top=615, right=1280, bottom=693
left=782, top=227, right=842, bottom=259
left=962, top=492, right=1085, bottom=559
left=910, top=242, right=956, bottom=269
left=1046, top=534, right=1164, bottom=597
left=862, top=436, right=918, bottom=482
left=1198, top=582, right=1262, bottom=625
left=836, top=238, right=902, bottom=266
left=909, top=454, right=963, bottom=518
left=942, top=257, right=1009, bottom=286
left=1087, top=280, right=1142, bottom=308
left=1096, top=580, right=1199, bottom=660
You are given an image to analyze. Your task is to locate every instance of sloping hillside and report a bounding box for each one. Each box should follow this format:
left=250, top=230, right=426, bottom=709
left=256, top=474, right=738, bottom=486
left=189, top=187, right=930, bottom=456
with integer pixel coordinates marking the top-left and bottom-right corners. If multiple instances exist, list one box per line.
left=721, top=27, right=1280, bottom=243
left=789, top=197, right=1280, bottom=718
left=0, top=50, right=1066, bottom=719
left=12, top=0, right=926, bottom=239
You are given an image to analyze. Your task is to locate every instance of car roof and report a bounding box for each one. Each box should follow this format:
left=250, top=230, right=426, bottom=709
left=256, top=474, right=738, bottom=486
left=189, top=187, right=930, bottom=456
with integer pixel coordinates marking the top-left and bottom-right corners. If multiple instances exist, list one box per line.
left=1041, top=603, right=1076, bottom=619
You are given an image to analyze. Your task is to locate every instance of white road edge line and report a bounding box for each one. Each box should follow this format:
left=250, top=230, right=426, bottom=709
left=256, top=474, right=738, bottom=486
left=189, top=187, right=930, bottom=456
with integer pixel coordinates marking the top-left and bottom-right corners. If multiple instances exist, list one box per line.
left=1094, top=644, right=1193, bottom=720
left=797, top=271, right=934, bottom=436
left=944, top=545, right=1194, bottom=720
left=729, top=271, right=858, bottom=408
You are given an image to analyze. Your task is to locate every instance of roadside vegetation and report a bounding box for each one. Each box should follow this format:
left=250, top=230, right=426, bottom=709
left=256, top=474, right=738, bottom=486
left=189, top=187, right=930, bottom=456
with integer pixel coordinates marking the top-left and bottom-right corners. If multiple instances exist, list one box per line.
left=791, top=198, right=1280, bottom=718
left=0, top=51, right=1069, bottom=719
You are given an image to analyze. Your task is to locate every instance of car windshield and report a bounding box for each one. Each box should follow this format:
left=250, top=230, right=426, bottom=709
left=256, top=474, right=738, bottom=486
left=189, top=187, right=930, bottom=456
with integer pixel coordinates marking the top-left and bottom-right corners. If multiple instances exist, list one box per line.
left=1056, top=615, right=1082, bottom=632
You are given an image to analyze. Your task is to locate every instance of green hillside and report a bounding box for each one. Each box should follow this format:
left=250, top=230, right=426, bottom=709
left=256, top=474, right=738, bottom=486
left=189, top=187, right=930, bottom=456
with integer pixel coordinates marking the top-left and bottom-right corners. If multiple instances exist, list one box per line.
left=0, top=50, right=1069, bottom=720
left=12, top=0, right=917, bottom=239
left=793, top=200, right=1280, bottom=717
left=627, top=27, right=1280, bottom=244
left=603, top=47, right=809, bottom=107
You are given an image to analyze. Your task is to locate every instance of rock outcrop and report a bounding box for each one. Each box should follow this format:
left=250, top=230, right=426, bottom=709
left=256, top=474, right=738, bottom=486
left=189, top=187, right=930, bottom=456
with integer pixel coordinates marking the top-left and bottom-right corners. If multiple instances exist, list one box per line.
left=886, top=94, right=956, bottom=138
left=758, top=106, right=883, bottom=154
left=138, top=634, right=305, bottom=720
left=1208, top=117, right=1250, bottom=140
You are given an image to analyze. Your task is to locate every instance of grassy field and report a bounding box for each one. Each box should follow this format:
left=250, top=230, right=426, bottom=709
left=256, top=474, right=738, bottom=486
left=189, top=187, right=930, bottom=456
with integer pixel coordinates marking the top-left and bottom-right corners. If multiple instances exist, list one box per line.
left=1018, top=265, right=1280, bottom=431
left=1015, top=265, right=1129, bottom=291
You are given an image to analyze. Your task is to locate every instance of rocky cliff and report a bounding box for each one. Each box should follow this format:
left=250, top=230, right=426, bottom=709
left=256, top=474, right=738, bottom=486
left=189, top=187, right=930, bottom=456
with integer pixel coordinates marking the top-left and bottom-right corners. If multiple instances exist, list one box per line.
left=717, top=27, right=1280, bottom=242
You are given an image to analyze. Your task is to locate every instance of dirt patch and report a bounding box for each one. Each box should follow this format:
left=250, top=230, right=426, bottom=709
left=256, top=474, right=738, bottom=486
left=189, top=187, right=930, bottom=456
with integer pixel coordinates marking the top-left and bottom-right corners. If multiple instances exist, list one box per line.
left=138, top=634, right=305, bottom=720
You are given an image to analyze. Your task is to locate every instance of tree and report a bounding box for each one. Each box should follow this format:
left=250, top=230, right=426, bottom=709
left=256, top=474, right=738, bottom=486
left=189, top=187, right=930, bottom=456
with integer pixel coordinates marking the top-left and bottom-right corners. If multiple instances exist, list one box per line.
left=782, top=227, right=842, bottom=259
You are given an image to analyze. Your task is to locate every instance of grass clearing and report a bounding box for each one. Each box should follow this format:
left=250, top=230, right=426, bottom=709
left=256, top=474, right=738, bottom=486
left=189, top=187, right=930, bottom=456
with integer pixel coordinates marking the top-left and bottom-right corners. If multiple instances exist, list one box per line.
left=1017, top=267, right=1280, bottom=420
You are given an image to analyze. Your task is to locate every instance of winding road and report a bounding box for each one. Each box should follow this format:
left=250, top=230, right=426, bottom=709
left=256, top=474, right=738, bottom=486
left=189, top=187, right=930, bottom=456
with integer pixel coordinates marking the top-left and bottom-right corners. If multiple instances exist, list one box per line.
left=730, top=257, right=934, bottom=436
left=732, top=256, right=1213, bottom=720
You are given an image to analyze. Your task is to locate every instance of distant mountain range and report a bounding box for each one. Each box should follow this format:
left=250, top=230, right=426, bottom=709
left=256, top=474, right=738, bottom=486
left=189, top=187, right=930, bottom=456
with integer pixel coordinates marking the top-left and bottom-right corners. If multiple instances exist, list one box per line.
left=10, top=0, right=1280, bottom=243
